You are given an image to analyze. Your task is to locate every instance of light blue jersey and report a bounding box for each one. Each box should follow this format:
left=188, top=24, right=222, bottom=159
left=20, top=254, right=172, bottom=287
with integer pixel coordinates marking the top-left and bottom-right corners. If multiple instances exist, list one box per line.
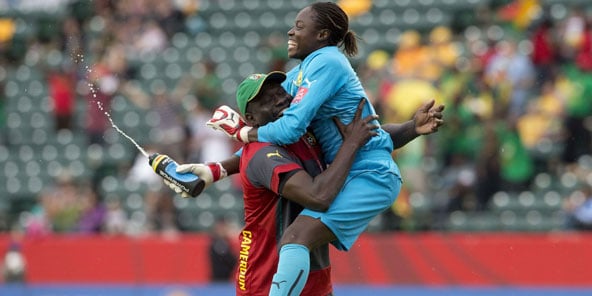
left=257, top=46, right=402, bottom=251
left=259, top=47, right=400, bottom=176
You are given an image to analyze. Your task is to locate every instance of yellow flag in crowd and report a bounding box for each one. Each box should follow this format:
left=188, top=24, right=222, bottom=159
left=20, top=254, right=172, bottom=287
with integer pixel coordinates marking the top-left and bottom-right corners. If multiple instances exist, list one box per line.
left=338, top=0, right=372, bottom=18
left=514, top=0, right=541, bottom=29
left=0, top=19, right=15, bottom=43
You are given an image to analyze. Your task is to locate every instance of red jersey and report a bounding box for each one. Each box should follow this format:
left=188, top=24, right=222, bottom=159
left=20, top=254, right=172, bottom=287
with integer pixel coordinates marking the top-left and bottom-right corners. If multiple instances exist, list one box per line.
left=47, top=72, right=74, bottom=115
left=236, top=133, right=332, bottom=296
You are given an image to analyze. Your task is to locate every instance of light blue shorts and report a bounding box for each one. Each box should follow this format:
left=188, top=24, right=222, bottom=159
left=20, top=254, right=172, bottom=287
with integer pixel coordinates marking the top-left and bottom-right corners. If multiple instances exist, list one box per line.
left=300, top=162, right=402, bottom=251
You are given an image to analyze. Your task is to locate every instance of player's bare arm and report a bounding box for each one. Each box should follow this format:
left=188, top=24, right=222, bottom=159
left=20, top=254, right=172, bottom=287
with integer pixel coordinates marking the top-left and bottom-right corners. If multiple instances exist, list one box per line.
left=383, top=99, right=445, bottom=150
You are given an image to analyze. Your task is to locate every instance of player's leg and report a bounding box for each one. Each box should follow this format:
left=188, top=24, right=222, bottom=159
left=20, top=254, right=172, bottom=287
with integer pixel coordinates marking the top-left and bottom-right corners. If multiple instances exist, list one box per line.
left=269, top=216, right=334, bottom=296
left=269, top=170, right=401, bottom=296
left=280, top=215, right=336, bottom=249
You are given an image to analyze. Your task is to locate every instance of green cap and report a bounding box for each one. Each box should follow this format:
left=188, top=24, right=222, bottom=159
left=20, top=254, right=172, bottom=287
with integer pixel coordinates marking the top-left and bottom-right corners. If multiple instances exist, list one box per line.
left=236, top=71, right=286, bottom=115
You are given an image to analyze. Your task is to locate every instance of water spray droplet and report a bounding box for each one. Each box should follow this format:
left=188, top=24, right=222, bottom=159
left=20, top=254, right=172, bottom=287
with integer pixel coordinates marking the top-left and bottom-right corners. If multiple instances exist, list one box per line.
left=79, top=55, right=149, bottom=158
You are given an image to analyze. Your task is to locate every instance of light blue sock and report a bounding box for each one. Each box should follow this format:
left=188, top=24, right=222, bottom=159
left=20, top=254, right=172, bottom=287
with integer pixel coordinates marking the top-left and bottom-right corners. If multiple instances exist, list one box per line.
left=269, top=243, right=310, bottom=296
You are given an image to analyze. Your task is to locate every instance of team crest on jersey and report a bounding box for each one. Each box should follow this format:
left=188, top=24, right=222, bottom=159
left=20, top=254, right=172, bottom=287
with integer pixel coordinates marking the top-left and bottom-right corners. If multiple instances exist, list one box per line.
left=305, top=132, right=317, bottom=146
left=294, top=70, right=303, bottom=87
left=292, top=71, right=316, bottom=104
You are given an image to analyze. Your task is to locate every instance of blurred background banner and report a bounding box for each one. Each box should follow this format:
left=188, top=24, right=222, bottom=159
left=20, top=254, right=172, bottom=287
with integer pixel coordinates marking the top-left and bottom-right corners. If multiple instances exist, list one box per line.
left=0, top=232, right=590, bottom=285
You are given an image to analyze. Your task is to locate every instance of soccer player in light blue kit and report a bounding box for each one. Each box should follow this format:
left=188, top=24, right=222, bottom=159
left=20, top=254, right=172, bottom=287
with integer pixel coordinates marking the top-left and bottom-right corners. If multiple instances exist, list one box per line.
left=202, top=3, right=442, bottom=295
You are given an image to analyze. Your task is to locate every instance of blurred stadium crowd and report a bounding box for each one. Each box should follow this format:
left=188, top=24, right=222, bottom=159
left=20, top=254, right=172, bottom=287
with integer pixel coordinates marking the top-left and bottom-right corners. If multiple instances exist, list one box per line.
left=0, top=0, right=591, bottom=237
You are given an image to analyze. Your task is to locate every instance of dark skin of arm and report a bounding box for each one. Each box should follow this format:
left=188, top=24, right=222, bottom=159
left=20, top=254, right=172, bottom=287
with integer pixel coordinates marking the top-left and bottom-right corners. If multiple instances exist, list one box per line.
left=218, top=155, right=240, bottom=177
left=244, top=99, right=444, bottom=144
left=383, top=99, right=444, bottom=149
left=222, top=99, right=445, bottom=174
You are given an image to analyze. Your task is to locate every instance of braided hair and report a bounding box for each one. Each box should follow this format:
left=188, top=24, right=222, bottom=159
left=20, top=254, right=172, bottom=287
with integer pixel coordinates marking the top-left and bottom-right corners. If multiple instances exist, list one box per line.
left=310, top=2, right=359, bottom=57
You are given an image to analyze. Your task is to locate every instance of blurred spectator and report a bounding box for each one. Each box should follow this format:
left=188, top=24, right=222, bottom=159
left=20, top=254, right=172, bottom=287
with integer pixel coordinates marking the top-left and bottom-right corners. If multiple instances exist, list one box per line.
left=387, top=137, right=428, bottom=229
left=182, top=1, right=207, bottom=35
left=391, top=30, right=428, bottom=79
left=561, top=67, right=592, bottom=164
left=194, top=60, right=223, bottom=111
left=2, top=231, right=25, bottom=283
left=123, top=77, right=191, bottom=161
left=557, top=7, right=586, bottom=60
left=393, top=137, right=428, bottom=196
left=434, top=78, right=483, bottom=165
left=422, top=26, right=459, bottom=82
left=76, top=184, right=106, bottom=233
left=126, top=144, right=162, bottom=185
left=108, top=9, right=143, bottom=54
left=0, top=81, right=5, bottom=145
left=23, top=197, right=52, bottom=238
left=444, top=155, right=477, bottom=212
left=90, top=0, right=114, bottom=18
left=485, top=39, right=535, bottom=120
left=383, top=79, right=440, bottom=124
left=153, top=1, right=186, bottom=38
left=0, top=18, right=15, bottom=44
left=497, top=0, right=541, bottom=30
left=464, top=74, right=497, bottom=121
left=47, top=174, right=82, bottom=233
left=384, top=191, right=410, bottom=231
left=497, top=120, right=535, bottom=191
left=516, top=80, right=564, bottom=151
left=209, top=217, right=237, bottom=282
left=267, top=32, right=289, bottom=72
left=470, top=38, right=498, bottom=78
left=150, top=84, right=186, bottom=161
left=144, top=188, right=179, bottom=234
left=530, top=18, right=557, bottom=87
left=104, top=198, right=129, bottom=235
left=185, top=100, right=234, bottom=164
left=59, top=17, right=84, bottom=62
left=563, top=185, right=592, bottom=230
left=337, top=0, right=371, bottom=18
left=358, top=49, right=393, bottom=114
left=575, top=20, right=592, bottom=72
left=26, top=173, right=81, bottom=234
left=474, top=121, right=501, bottom=211
left=46, top=63, right=76, bottom=132
left=133, top=20, right=168, bottom=55
left=84, top=46, right=125, bottom=145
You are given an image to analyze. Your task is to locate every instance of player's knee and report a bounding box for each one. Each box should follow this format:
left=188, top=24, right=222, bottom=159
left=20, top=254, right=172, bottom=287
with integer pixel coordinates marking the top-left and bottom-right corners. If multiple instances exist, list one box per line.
left=280, top=216, right=334, bottom=249
left=279, top=228, right=307, bottom=246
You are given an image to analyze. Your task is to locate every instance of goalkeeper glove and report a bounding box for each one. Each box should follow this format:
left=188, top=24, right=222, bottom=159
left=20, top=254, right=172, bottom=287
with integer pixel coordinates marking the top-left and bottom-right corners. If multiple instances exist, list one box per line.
left=206, top=105, right=252, bottom=143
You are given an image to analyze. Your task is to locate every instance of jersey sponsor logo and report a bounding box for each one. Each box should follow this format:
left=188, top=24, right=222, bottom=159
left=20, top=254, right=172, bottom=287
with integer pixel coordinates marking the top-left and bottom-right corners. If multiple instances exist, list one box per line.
left=238, top=230, right=253, bottom=291
left=293, top=87, right=308, bottom=104
left=292, top=73, right=316, bottom=104
left=266, top=150, right=283, bottom=159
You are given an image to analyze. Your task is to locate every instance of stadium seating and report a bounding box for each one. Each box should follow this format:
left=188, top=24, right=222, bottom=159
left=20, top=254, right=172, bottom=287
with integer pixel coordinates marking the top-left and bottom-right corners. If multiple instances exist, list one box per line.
left=0, top=0, right=586, bottom=233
